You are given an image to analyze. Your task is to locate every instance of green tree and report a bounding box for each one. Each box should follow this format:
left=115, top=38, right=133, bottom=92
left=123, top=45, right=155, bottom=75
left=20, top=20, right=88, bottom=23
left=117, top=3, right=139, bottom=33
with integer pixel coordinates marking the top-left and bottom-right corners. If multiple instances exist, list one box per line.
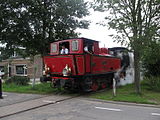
left=94, top=0, right=160, bottom=94
left=143, top=41, right=160, bottom=77
left=0, top=0, right=89, bottom=57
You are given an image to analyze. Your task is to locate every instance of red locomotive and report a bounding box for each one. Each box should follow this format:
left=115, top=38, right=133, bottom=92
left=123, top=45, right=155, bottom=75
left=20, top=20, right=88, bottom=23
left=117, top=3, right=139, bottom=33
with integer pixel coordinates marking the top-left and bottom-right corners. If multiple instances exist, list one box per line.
left=41, top=38, right=121, bottom=92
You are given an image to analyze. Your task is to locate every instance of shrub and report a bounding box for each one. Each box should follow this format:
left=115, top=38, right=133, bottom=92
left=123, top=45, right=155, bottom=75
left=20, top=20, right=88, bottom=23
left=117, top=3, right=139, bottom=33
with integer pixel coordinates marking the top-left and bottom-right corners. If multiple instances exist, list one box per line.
left=142, top=76, right=160, bottom=92
left=142, top=42, right=160, bottom=77
left=5, top=76, right=30, bottom=86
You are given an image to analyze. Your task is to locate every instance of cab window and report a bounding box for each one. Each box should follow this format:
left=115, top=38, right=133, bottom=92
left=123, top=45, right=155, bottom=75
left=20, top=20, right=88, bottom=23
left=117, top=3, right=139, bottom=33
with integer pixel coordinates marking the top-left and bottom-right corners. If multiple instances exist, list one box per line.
left=84, top=41, right=94, bottom=54
left=51, top=43, right=57, bottom=53
left=72, top=40, right=79, bottom=51
left=59, top=42, right=70, bottom=54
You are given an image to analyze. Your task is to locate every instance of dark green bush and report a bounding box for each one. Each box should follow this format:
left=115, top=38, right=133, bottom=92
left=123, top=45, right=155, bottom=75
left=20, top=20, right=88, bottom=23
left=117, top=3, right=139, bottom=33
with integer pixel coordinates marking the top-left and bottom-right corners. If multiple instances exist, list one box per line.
left=5, top=76, right=30, bottom=86
left=142, top=42, right=160, bottom=77
left=143, top=61, right=160, bottom=77
left=142, top=76, right=160, bottom=92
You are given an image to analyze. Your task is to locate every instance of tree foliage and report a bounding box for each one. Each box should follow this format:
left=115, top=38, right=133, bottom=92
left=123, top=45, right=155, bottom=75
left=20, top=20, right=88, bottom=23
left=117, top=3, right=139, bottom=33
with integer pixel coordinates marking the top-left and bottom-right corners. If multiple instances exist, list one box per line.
left=94, top=0, right=160, bottom=93
left=0, top=0, right=90, bottom=58
left=142, top=41, right=160, bottom=76
left=94, top=0, right=160, bottom=48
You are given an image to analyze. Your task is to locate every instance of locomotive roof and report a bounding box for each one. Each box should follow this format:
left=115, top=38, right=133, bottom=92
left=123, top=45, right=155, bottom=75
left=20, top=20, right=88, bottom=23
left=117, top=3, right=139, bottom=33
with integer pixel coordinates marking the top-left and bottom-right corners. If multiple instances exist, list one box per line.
left=108, top=47, right=129, bottom=51
left=55, top=37, right=99, bottom=42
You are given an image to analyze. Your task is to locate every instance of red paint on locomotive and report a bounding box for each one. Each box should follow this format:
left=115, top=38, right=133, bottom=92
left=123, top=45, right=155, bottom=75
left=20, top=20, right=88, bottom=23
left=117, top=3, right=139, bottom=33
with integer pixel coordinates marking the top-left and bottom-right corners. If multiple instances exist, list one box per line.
left=41, top=38, right=121, bottom=92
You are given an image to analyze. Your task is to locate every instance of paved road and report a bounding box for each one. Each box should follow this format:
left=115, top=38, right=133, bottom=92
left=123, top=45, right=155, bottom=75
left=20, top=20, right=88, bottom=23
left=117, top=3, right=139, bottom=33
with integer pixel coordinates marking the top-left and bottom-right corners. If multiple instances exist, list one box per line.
left=1, top=96, right=160, bottom=120
left=0, top=92, right=45, bottom=107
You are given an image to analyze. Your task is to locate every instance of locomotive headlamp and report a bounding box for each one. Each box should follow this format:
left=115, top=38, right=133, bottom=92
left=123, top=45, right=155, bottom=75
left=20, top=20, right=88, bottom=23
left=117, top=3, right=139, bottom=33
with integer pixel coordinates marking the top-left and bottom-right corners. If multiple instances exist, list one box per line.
left=43, top=64, right=50, bottom=75
left=45, top=64, right=50, bottom=71
left=62, top=64, right=71, bottom=76
left=47, top=67, right=50, bottom=71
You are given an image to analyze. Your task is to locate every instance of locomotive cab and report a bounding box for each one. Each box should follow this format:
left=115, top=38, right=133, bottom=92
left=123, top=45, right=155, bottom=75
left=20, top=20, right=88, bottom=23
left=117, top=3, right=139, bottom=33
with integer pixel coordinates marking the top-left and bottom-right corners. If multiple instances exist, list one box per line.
left=41, top=38, right=121, bottom=92
left=50, top=38, right=99, bottom=55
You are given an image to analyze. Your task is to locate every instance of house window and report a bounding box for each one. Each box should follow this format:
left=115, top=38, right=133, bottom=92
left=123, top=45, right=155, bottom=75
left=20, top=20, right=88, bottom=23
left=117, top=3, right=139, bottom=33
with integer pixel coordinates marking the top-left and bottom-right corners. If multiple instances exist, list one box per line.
left=16, top=65, right=27, bottom=75
left=72, top=40, right=79, bottom=51
left=51, top=43, right=57, bottom=53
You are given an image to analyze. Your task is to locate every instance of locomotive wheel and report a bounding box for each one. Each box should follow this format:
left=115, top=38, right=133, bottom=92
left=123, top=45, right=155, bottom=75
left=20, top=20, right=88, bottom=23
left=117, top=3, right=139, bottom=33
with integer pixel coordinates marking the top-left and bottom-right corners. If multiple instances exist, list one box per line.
left=91, top=81, right=99, bottom=91
left=101, top=82, right=107, bottom=89
left=82, top=77, right=92, bottom=92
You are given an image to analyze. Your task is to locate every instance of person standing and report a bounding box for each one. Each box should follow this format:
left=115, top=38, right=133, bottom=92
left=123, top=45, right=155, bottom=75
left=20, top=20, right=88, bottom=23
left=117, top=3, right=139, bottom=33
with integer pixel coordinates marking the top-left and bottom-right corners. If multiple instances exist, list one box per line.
left=0, top=70, right=3, bottom=99
left=84, top=45, right=93, bottom=54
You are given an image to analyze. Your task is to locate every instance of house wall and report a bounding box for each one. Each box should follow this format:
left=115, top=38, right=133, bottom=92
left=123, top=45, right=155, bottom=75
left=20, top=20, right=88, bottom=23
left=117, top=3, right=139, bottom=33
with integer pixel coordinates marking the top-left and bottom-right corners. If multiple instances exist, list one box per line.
left=0, top=55, right=43, bottom=79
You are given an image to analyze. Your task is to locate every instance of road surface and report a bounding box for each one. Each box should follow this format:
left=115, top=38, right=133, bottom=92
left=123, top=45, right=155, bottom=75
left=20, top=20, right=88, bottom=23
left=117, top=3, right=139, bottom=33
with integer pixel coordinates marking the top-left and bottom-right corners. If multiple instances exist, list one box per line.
left=0, top=93, right=160, bottom=120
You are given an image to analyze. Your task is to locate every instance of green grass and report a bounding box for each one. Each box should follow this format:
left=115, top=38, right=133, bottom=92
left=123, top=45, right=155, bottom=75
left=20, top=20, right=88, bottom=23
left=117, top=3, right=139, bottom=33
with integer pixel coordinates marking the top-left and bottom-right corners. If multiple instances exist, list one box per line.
left=2, top=83, right=60, bottom=94
left=2, top=82, right=160, bottom=105
left=89, top=84, right=160, bottom=105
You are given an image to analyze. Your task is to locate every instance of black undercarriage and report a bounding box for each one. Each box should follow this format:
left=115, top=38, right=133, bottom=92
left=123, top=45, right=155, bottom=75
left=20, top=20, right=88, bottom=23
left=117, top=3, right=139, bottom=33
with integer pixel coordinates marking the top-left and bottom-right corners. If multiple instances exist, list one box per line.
left=40, top=73, right=114, bottom=92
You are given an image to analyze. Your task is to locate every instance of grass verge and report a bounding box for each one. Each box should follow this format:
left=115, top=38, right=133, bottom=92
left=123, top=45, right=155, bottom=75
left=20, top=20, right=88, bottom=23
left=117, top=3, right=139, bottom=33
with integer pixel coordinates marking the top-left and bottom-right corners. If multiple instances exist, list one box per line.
left=2, top=82, right=160, bottom=105
left=2, top=83, right=60, bottom=94
left=89, top=84, right=160, bottom=105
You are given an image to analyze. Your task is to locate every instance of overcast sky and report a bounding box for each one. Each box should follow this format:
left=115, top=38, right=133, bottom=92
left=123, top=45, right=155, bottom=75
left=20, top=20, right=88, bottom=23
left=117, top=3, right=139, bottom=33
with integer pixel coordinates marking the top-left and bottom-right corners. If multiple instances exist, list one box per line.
left=77, top=0, right=124, bottom=48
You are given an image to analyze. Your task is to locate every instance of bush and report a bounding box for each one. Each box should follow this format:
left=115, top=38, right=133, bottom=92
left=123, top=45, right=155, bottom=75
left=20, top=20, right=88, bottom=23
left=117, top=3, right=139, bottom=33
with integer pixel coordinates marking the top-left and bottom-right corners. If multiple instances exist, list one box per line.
left=142, top=76, right=160, bottom=92
left=142, top=42, right=160, bottom=76
left=5, top=76, right=30, bottom=86
left=143, top=61, right=160, bottom=77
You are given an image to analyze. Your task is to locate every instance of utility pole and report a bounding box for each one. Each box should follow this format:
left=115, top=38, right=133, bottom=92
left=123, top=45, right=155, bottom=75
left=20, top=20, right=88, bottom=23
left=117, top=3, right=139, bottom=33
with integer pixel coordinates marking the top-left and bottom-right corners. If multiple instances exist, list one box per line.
left=113, top=78, right=116, bottom=97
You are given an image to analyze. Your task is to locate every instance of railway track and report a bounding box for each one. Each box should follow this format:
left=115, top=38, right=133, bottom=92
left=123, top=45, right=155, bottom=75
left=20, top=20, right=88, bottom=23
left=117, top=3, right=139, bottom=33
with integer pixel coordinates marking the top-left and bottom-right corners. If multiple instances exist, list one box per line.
left=0, top=88, right=110, bottom=119
left=0, top=93, right=81, bottom=119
